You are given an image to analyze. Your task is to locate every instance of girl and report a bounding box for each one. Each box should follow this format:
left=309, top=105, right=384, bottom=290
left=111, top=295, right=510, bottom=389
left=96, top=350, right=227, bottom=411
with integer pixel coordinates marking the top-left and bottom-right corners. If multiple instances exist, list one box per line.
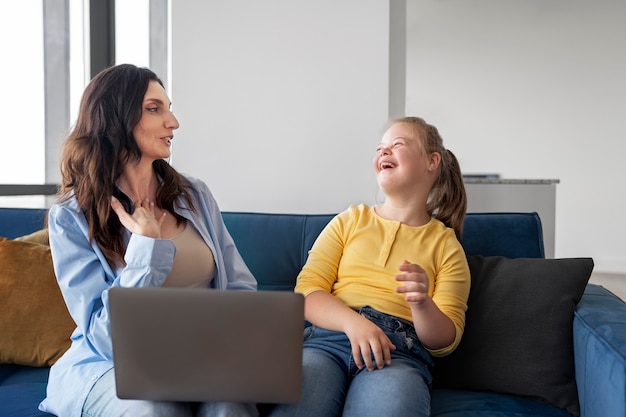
left=268, top=116, right=470, bottom=417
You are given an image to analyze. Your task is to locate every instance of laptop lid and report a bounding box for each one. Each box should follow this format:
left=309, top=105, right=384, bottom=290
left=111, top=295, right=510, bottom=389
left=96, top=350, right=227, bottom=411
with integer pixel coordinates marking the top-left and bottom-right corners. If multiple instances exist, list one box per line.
left=109, top=287, right=304, bottom=404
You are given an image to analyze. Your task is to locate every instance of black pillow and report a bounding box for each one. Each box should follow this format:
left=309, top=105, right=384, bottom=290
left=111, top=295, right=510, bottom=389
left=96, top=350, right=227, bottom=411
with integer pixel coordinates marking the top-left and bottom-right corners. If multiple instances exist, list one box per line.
left=433, top=256, right=593, bottom=416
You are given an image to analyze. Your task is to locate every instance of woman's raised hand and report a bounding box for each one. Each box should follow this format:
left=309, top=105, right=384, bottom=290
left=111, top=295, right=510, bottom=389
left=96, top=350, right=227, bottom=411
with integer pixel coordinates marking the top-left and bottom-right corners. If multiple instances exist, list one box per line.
left=111, top=196, right=166, bottom=238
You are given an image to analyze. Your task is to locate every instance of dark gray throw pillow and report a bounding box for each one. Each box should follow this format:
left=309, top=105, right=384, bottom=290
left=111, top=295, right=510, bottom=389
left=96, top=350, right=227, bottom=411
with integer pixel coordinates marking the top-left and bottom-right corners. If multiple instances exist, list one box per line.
left=432, top=256, right=594, bottom=417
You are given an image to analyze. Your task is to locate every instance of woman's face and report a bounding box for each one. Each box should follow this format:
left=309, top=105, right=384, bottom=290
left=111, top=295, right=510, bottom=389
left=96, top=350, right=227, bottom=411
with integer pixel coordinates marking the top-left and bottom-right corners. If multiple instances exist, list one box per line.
left=132, top=80, right=179, bottom=161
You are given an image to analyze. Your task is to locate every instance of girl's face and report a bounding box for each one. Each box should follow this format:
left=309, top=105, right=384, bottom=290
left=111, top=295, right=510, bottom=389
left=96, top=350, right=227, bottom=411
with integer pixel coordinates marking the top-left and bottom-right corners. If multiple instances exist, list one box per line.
left=373, top=122, right=438, bottom=195
left=132, top=80, right=179, bottom=161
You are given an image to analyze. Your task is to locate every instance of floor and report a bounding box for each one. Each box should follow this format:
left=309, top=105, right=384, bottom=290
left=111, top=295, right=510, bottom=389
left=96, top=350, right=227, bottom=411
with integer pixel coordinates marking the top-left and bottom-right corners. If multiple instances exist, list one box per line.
left=589, top=272, right=626, bottom=302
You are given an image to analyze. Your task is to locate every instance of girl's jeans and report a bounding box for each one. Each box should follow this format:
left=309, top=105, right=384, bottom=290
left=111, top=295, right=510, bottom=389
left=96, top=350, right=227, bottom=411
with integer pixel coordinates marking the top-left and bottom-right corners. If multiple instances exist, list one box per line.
left=268, top=306, right=434, bottom=417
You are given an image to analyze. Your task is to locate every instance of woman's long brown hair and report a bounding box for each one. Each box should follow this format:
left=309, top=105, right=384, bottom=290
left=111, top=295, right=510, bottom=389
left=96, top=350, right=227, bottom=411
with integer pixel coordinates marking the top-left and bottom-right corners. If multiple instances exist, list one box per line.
left=58, top=64, right=194, bottom=268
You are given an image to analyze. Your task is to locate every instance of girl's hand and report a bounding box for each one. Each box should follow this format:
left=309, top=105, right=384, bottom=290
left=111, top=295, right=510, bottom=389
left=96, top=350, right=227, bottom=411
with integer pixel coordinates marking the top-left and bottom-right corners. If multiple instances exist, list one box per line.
left=396, top=260, right=430, bottom=305
left=111, top=196, right=166, bottom=238
left=344, top=315, right=396, bottom=371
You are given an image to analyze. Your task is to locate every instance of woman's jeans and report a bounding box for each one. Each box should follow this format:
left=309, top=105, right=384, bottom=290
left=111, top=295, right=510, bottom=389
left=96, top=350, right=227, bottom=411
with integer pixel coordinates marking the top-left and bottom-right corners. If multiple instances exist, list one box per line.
left=268, top=306, right=434, bottom=417
left=82, top=368, right=258, bottom=417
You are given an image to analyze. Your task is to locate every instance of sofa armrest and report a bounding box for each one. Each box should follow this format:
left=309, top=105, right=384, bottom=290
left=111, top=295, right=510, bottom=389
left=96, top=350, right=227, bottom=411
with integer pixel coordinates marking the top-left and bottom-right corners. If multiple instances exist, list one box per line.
left=573, top=283, right=626, bottom=417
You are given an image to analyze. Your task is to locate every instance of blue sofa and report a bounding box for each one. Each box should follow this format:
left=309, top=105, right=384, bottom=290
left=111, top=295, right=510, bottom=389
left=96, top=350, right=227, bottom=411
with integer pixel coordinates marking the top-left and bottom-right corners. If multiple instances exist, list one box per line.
left=1, top=207, right=625, bottom=417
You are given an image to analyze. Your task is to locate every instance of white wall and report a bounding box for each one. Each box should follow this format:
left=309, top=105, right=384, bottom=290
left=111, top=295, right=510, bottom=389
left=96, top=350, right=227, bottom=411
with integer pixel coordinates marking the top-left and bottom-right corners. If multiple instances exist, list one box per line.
left=171, top=0, right=626, bottom=274
left=404, top=0, right=626, bottom=274
left=171, top=0, right=392, bottom=214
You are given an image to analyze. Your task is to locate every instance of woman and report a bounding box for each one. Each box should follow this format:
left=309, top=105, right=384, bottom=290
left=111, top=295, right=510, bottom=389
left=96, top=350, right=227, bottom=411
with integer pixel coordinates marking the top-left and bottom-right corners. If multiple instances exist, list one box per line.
left=268, top=116, right=470, bottom=417
left=38, top=64, right=258, bottom=417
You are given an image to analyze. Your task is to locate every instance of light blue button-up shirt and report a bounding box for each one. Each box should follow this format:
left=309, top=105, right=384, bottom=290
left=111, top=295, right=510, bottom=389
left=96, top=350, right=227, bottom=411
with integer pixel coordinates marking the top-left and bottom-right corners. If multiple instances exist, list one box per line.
left=39, top=176, right=257, bottom=416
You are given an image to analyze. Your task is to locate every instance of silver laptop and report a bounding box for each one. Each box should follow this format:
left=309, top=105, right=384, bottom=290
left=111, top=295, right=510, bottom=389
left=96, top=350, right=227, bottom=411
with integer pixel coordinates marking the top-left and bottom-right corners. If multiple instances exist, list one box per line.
left=109, top=287, right=304, bottom=404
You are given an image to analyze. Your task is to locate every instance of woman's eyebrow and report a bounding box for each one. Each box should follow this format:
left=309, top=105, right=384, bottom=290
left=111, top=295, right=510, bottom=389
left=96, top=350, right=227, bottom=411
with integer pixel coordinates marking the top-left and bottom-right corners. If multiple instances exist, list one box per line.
left=144, top=97, right=172, bottom=107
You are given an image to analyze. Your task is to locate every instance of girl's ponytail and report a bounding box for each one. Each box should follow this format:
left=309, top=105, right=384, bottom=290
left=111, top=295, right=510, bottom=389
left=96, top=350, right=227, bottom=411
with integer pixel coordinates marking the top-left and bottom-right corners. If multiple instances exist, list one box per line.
left=428, top=149, right=467, bottom=240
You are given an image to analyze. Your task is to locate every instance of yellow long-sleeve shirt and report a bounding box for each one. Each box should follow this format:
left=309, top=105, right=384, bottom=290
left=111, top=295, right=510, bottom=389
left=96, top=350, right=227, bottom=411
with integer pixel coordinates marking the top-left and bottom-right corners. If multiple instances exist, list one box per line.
left=295, top=204, right=470, bottom=356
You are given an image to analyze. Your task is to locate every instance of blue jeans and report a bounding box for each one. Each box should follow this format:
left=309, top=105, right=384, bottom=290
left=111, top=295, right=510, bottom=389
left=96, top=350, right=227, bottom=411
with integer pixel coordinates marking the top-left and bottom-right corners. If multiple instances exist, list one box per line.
left=267, top=306, right=434, bottom=417
left=82, top=368, right=259, bottom=417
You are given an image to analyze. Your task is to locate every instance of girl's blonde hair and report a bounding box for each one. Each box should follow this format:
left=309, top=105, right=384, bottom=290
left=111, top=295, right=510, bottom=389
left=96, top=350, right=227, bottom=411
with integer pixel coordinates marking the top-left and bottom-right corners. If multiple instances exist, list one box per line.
left=388, top=116, right=467, bottom=240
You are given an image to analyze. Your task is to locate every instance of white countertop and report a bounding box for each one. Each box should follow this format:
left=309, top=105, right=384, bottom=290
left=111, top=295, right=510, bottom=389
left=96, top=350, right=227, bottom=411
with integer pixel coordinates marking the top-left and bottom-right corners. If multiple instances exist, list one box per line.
left=463, top=178, right=560, bottom=185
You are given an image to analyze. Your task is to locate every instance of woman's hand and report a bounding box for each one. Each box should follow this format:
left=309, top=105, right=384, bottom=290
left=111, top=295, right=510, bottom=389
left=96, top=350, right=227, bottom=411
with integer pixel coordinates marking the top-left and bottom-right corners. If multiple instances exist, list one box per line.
left=344, top=314, right=396, bottom=371
left=396, top=260, right=430, bottom=305
left=111, top=196, right=166, bottom=238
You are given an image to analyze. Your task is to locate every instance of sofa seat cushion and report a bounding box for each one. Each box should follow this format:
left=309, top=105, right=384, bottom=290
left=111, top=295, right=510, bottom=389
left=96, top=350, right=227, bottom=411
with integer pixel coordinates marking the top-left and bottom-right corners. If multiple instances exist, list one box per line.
left=433, top=256, right=593, bottom=416
left=0, top=382, right=51, bottom=417
left=431, top=389, right=573, bottom=417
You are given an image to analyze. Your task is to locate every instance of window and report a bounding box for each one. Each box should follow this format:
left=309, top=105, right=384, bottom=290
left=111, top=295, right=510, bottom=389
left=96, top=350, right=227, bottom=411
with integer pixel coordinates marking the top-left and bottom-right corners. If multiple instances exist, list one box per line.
left=1, top=0, right=167, bottom=207
left=1, top=2, right=45, bottom=185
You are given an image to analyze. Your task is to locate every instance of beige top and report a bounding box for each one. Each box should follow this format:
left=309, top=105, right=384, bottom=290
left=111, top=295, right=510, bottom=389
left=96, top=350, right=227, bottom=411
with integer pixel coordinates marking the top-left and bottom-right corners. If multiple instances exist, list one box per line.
left=163, top=222, right=216, bottom=288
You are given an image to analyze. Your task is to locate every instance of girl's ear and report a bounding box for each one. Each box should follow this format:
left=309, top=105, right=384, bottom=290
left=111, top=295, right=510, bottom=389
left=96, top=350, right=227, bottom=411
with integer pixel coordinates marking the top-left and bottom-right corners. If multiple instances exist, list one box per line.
left=428, top=152, right=442, bottom=172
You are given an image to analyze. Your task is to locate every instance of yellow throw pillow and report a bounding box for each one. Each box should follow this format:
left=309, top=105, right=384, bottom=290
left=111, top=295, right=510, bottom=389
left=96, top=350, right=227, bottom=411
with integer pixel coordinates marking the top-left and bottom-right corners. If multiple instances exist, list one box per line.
left=0, top=237, right=75, bottom=367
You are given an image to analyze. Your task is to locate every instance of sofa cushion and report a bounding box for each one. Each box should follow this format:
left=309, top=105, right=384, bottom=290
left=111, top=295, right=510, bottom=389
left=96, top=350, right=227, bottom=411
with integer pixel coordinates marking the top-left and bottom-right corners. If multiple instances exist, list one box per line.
left=431, top=389, right=573, bottom=417
left=0, top=237, right=74, bottom=367
left=0, top=382, right=51, bottom=416
left=433, top=256, right=593, bottom=417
